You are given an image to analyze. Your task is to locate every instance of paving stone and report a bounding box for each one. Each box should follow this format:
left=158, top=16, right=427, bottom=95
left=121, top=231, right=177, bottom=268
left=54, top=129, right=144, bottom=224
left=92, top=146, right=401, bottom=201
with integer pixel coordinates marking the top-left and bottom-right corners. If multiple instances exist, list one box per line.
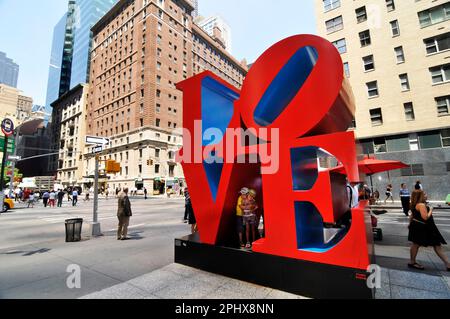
left=389, top=269, right=450, bottom=293
left=126, top=269, right=185, bottom=294
left=390, top=285, right=450, bottom=299
left=153, top=277, right=220, bottom=299
left=80, top=283, right=147, bottom=299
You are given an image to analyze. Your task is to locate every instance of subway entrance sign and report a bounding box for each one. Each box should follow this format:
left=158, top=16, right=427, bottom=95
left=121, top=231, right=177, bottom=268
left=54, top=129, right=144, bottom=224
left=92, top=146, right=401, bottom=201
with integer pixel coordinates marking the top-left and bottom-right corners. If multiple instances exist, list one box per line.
left=0, top=136, right=15, bottom=154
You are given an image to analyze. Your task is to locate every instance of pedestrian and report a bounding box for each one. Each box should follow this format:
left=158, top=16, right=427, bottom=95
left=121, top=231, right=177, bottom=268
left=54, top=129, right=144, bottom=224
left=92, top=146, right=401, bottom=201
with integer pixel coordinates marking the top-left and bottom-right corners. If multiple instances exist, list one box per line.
left=415, top=180, right=423, bottom=190
left=72, top=189, right=78, bottom=206
left=27, top=192, right=35, bottom=208
left=184, top=188, right=197, bottom=234
left=408, top=190, right=450, bottom=271
left=57, top=189, right=64, bottom=207
left=400, top=183, right=411, bottom=217
left=14, top=188, right=20, bottom=202
left=117, top=188, right=132, bottom=240
left=242, top=189, right=258, bottom=249
left=49, top=191, right=56, bottom=208
left=183, top=188, right=191, bottom=223
left=42, top=191, right=50, bottom=208
left=144, top=187, right=148, bottom=200
left=236, top=188, right=249, bottom=248
left=384, top=184, right=394, bottom=204
left=67, top=189, right=72, bottom=202
left=346, top=180, right=359, bottom=209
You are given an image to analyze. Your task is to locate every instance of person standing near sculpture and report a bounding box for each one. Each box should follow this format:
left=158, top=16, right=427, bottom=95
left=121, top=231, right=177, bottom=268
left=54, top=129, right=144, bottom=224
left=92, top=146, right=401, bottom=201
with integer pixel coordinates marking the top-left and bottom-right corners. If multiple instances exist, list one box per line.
left=408, top=190, right=449, bottom=271
left=117, top=188, right=132, bottom=240
left=400, top=183, right=411, bottom=217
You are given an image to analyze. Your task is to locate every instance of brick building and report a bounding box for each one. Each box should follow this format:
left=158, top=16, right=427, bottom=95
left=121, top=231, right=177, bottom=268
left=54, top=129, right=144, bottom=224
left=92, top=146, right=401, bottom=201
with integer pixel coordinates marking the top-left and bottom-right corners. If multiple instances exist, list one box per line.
left=85, top=0, right=247, bottom=194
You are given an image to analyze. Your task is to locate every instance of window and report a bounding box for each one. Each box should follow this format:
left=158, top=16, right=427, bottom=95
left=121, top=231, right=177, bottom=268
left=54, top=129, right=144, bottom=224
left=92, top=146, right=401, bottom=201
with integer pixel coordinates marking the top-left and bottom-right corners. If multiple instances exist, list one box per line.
left=386, top=135, right=410, bottom=152
left=399, top=74, right=410, bottom=91
left=418, top=3, right=450, bottom=28
left=366, top=81, right=379, bottom=98
left=326, top=16, right=343, bottom=33
left=370, top=108, right=383, bottom=126
left=363, top=55, right=375, bottom=71
left=343, top=62, right=350, bottom=77
left=139, top=165, right=142, bottom=174
left=374, top=137, right=386, bottom=153
left=332, top=38, right=347, bottom=54
left=394, top=46, right=405, bottom=63
left=390, top=20, right=400, bottom=36
left=442, top=129, right=450, bottom=147
left=401, top=164, right=424, bottom=176
left=156, top=118, right=160, bottom=127
left=323, top=0, right=340, bottom=12
left=429, top=64, right=450, bottom=84
left=435, top=95, right=450, bottom=116
left=355, top=6, right=367, bottom=23
left=419, top=131, right=442, bottom=149
left=155, top=164, right=160, bottom=174
left=424, top=33, right=450, bottom=54
left=404, top=102, right=415, bottom=120
left=359, top=30, right=371, bottom=47
left=386, top=0, right=395, bottom=12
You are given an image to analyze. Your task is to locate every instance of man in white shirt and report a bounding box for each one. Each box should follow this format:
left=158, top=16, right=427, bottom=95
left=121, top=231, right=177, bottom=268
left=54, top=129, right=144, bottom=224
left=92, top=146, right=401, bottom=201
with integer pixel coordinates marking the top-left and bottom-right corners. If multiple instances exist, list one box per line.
left=72, top=190, right=79, bottom=206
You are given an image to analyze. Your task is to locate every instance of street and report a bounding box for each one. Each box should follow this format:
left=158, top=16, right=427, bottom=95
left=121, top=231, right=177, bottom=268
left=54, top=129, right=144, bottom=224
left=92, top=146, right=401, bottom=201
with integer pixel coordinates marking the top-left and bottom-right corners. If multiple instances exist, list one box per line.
left=0, top=198, right=449, bottom=299
left=0, top=196, right=188, bottom=298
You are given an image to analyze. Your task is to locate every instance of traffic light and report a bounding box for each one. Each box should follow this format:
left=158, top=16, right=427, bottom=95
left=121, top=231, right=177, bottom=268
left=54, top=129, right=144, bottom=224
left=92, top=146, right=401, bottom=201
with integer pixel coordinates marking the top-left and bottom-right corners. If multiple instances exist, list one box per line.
left=147, top=159, right=154, bottom=166
left=105, top=160, right=121, bottom=173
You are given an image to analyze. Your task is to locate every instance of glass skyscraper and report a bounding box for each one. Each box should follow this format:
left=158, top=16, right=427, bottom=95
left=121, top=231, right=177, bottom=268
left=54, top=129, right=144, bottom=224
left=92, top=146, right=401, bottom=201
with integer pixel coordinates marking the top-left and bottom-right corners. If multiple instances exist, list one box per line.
left=69, top=0, right=118, bottom=89
left=45, top=0, right=76, bottom=111
left=0, top=51, right=19, bottom=88
left=45, top=0, right=117, bottom=110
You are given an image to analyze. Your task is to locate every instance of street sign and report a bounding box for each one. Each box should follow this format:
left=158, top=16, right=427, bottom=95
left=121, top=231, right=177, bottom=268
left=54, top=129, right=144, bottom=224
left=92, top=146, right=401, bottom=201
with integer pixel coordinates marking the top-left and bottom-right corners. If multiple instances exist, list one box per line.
left=7, top=155, right=21, bottom=161
left=1, top=118, right=14, bottom=136
left=0, top=137, right=14, bottom=153
left=92, top=145, right=103, bottom=154
left=85, top=136, right=110, bottom=145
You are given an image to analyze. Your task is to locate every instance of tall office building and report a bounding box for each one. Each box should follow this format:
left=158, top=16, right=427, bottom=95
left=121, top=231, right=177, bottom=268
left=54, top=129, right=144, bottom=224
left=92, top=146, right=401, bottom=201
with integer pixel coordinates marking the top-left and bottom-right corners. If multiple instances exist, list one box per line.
left=196, top=15, right=233, bottom=52
left=69, top=0, right=118, bottom=89
left=191, top=0, right=198, bottom=18
left=0, top=51, right=19, bottom=88
left=314, top=0, right=450, bottom=199
left=82, top=0, right=247, bottom=194
left=45, top=1, right=77, bottom=112
left=45, top=0, right=117, bottom=110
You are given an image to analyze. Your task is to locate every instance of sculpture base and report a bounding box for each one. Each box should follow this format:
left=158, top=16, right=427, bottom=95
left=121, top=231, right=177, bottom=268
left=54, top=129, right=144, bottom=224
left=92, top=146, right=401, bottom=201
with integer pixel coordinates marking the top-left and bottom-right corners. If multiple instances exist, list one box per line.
left=175, top=234, right=374, bottom=299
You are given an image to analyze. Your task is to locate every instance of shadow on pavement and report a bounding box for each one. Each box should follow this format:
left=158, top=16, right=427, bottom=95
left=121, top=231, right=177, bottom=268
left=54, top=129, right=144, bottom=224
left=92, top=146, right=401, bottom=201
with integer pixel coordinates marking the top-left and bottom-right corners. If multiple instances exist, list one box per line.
left=2, top=248, right=51, bottom=257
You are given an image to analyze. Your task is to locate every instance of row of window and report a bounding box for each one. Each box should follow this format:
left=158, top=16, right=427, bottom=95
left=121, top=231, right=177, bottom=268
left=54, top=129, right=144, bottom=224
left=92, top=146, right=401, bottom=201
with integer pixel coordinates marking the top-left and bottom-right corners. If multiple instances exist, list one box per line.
left=323, top=0, right=395, bottom=13
left=360, top=129, right=450, bottom=155
left=366, top=95, right=450, bottom=128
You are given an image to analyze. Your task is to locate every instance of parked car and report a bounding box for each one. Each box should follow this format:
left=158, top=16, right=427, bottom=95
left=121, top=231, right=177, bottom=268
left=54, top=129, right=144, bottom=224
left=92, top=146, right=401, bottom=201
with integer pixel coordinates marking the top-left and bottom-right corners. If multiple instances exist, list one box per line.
left=2, top=198, right=14, bottom=213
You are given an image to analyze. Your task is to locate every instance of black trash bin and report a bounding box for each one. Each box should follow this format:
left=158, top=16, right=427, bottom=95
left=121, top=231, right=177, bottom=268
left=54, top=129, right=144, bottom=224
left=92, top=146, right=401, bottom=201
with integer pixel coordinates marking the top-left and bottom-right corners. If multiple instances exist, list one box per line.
left=65, top=218, right=83, bottom=242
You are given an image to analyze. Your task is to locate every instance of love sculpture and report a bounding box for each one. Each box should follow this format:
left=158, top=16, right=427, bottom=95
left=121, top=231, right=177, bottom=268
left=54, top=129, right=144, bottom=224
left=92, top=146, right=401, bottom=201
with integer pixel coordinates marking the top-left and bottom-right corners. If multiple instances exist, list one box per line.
left=175, top=35, right=374, bottom=299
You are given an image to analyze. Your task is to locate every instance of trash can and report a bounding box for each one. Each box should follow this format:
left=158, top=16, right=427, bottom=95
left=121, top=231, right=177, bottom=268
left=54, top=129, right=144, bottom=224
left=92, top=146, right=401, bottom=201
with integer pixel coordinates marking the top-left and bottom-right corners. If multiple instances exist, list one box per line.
left=65, top=218, right=83, bottom=242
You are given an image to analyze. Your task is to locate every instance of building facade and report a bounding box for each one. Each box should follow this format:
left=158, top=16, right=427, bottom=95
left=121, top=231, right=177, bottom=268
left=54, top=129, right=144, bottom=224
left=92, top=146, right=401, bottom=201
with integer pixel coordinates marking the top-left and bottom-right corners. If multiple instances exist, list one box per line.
left=16, top=95, right=33, bottom=123
left=315, top=0, right=450, bottom=200
left=0, top=51, right=19, bottom=88
left=69, top=0, right=119, bottom=89
left=85, top=0, right=247, bottom=195
left=196, top=15, right=232, bottom=52
left=50, top=84, right=88, bottom=188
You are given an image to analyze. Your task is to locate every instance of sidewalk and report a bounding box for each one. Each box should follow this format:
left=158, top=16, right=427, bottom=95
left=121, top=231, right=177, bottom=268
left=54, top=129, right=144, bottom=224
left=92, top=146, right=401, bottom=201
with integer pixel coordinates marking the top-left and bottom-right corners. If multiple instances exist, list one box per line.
left=81, top=262, right=450, bottom=299
left=81, top=263, right=307, bottom=299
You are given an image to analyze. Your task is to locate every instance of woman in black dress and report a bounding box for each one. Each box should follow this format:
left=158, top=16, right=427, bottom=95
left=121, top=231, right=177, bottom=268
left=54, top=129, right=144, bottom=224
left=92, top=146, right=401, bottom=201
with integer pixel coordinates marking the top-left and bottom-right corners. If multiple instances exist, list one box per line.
left=408, top=190, right=450, bottom=271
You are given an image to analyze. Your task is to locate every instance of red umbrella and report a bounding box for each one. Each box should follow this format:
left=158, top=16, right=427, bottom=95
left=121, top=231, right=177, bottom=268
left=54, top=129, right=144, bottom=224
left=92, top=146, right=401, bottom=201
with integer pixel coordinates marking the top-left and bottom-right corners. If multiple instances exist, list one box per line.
left=331, top=156, right=409, bottom=175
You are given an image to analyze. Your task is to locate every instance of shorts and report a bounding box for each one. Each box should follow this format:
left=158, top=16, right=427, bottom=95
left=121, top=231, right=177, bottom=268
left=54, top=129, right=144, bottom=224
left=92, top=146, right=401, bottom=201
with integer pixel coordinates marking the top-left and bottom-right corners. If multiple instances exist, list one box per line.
left=243, top=214, right=256, bottom=226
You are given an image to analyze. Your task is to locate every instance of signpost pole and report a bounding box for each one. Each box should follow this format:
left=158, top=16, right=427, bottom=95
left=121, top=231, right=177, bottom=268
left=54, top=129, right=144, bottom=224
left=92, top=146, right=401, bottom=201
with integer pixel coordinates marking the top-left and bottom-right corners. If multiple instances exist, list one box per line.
left=90, top=154, right=102, bottom=237
left=8, top=130, right=20, bottom=198
left=0, top=135, right=8, bottom=194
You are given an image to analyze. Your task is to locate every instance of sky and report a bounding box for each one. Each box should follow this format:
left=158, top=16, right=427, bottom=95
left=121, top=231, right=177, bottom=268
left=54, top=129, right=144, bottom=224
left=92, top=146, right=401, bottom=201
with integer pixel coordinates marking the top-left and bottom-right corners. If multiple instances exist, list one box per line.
left=0, top=0, right=316, bottom=106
